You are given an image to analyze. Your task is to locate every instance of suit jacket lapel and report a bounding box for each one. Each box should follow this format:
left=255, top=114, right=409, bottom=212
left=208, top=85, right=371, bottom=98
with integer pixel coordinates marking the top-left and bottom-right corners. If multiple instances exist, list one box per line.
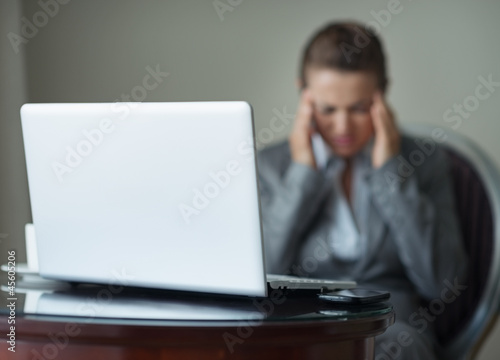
left=350, top=165, right=387, bottom=277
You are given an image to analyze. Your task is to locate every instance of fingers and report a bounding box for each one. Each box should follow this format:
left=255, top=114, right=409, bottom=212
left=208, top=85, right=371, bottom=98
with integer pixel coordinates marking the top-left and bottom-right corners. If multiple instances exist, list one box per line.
left=370, top=91, right=401, bottom=168
left=371, top=91, right=397, bottom=135
left=289, top=89, right=317, bottom=168
left=295, top=89, right=315, bottom=133
left=371, top=91, right=386, bottom=126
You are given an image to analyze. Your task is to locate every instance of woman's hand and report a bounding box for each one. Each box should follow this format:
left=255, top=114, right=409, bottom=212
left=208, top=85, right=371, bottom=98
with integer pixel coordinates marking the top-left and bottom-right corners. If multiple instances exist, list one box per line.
left=370, top=91, right=400, bottom=169
left=289, top=89, right=317, bottom=169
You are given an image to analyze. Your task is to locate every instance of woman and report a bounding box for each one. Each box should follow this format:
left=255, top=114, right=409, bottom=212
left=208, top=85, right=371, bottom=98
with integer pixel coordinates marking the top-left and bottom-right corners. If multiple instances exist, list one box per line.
left=257, top=22, right=468, bottom=359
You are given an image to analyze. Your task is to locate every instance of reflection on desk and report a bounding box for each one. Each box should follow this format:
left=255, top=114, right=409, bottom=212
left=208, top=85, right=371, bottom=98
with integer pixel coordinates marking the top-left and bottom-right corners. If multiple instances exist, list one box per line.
left=5, top=283, right=393, bottom=323
left=0, top=281, right=395, bottom=360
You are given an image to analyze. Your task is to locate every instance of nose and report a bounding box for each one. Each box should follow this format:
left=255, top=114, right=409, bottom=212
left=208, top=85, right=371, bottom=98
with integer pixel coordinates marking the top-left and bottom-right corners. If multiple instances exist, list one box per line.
left=334, top=111, right=351, bottom=133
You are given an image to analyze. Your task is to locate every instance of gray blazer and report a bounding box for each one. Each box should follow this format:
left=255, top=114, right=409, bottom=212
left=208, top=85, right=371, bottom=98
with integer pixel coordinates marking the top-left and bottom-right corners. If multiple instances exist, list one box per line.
left=257, top=135, right=468, bottom=321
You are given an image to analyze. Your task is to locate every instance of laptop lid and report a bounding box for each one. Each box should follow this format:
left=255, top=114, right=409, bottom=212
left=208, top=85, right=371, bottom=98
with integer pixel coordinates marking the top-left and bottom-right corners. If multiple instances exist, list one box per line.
left=20, top=101, right=268, bottom=297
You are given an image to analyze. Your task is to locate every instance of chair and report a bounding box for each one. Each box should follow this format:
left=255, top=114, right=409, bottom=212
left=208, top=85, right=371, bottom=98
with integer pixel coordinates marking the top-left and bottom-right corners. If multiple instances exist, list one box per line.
left=403, top=123, right=500, bottom=360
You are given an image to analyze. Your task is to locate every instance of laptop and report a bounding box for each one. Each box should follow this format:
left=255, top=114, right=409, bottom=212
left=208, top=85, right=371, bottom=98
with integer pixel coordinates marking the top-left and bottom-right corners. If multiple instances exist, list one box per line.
left=20, top=102, right=356, bottom=297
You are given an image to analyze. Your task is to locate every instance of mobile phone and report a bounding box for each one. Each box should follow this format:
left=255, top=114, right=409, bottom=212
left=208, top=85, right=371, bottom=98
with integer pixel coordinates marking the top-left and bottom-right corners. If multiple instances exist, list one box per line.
left=318, top=289, right=390, bottom=305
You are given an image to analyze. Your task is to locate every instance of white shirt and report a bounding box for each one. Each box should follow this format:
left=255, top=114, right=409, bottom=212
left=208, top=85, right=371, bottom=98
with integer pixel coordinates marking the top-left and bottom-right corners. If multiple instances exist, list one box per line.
left=316, top=136, right=374, bottom=261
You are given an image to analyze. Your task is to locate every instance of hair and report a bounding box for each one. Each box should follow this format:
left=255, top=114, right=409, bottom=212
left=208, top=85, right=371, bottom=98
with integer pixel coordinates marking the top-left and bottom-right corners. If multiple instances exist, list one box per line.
left=299, top=21, right=388, bottom=92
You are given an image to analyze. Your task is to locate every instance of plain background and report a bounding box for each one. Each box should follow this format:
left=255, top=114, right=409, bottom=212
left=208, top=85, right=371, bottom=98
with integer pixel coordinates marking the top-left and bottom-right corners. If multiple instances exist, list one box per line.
left=1, top=1, right=499, bottom=358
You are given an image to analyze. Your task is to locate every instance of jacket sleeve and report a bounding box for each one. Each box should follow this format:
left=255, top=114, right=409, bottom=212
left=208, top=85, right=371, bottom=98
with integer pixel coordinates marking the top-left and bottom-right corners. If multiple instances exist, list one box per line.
left=257, top=146, right=330, bottom=274
left=367, top=144, right=468, bottom=300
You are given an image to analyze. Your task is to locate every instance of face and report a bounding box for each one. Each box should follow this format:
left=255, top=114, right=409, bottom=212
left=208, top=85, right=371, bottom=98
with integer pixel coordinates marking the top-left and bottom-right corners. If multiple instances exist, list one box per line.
left=305, top=68, right=378, bottom=158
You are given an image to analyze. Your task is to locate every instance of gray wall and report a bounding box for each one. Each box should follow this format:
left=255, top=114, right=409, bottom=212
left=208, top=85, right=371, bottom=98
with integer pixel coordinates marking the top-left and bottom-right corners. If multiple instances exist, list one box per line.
left=2, top=0, right=500, bottom=358
left=0, top=1, right=30, bottom=263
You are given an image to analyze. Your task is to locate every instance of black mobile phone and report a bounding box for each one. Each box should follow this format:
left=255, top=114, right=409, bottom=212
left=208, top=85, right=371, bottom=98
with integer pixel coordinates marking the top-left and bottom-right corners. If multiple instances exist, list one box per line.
left=318, top=289, right=390, bottom=305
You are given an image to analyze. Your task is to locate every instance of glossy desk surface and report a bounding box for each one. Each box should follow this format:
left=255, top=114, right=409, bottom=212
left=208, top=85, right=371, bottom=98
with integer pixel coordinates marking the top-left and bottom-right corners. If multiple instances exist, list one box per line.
left=0, top=276, right=394, bottom=359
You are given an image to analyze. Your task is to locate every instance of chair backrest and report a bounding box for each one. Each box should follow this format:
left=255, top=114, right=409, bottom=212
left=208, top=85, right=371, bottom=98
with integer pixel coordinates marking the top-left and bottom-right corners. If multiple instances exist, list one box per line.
left=403, top=124, right=500, bottom=360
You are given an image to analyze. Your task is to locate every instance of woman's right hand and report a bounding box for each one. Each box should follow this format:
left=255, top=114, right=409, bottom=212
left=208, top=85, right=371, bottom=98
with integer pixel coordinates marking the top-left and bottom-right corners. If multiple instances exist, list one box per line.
left=289, top=89, right=317, bottom=169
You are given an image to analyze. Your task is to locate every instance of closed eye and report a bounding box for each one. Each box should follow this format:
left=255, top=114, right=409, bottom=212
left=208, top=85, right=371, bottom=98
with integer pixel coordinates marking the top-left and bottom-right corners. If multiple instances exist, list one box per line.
left=350, top=101, right=372, bottom=113
left=350, top=106, right=369, bottom=113
left=318, top=106, right=336, bottom=115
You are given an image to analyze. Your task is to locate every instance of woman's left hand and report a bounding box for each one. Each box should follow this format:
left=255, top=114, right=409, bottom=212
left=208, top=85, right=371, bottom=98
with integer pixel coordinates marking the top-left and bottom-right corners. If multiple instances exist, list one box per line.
left=370, top=91, right=401, bottom=169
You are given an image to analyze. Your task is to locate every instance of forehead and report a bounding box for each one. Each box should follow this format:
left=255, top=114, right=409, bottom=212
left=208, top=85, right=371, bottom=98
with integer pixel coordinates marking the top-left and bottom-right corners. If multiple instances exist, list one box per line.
left=306, top=68, right=377, bottom=105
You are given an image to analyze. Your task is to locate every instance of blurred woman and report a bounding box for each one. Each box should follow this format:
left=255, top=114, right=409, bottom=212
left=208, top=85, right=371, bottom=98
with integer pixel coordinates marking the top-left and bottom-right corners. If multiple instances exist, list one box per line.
left=257, top=22, right=468, bottom=359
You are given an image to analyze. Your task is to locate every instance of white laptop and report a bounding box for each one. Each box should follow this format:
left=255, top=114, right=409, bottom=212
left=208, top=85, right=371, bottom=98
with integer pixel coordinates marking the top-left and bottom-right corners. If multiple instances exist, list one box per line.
left=20, top=102, right=355, bottom=297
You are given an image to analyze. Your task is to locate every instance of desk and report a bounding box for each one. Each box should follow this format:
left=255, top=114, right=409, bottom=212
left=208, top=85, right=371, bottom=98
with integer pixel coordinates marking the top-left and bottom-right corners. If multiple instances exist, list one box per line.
left=0, top=282, right=394, bottom=360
